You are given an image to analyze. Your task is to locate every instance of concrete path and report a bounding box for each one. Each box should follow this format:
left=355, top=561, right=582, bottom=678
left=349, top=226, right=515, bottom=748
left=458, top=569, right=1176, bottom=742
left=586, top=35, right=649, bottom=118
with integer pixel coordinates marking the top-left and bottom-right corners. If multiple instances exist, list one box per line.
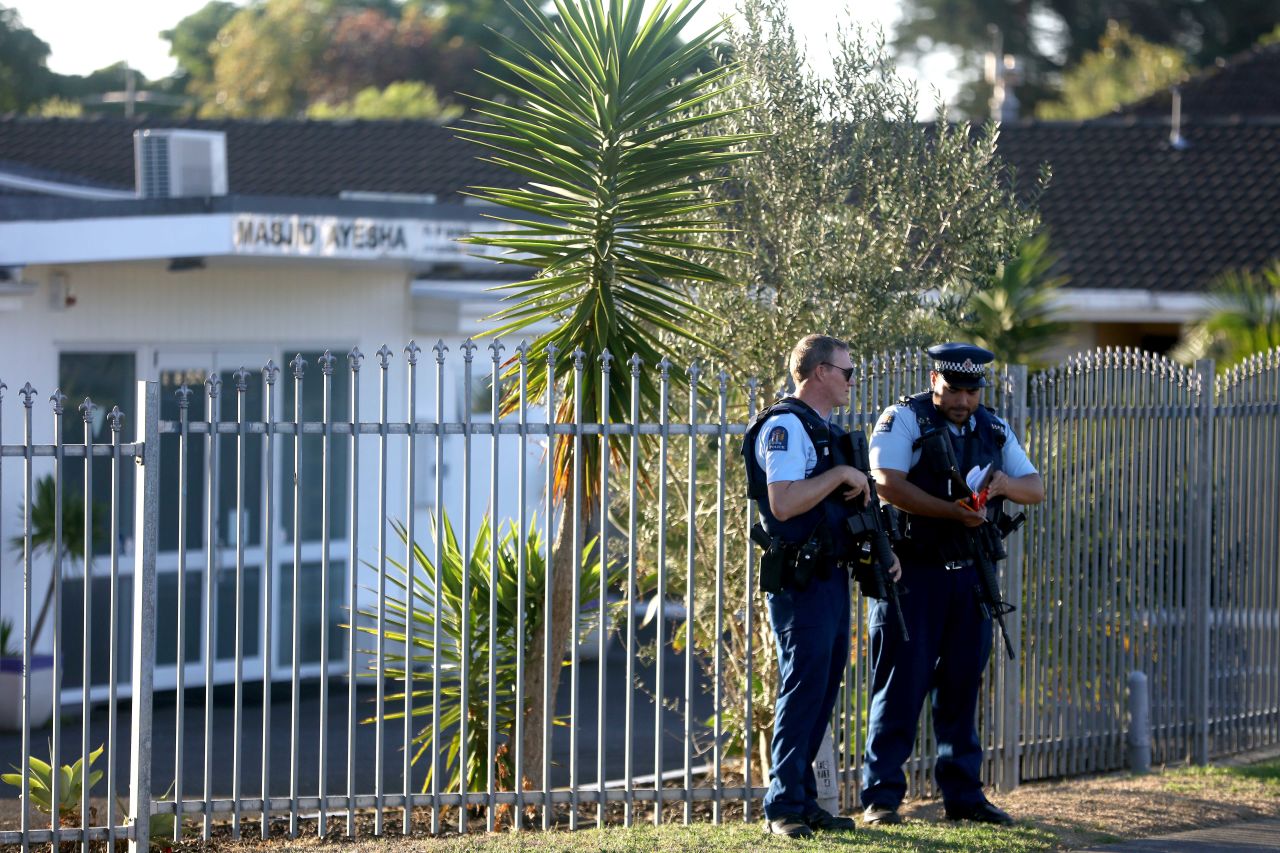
left=1083, top=818, right=1280, bottom=852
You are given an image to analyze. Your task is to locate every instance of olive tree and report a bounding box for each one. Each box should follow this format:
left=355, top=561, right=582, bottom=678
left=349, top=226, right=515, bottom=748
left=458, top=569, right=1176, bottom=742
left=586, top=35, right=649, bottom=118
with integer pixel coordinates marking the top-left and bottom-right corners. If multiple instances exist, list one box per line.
left=623, top=0, right=1045, bottom=777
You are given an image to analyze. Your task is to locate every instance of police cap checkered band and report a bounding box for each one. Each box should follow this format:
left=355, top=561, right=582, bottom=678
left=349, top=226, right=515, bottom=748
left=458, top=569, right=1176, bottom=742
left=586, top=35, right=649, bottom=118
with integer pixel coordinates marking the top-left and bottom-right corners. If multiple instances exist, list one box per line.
left=933, top=358, right=986, bottom=374
left=925, top=342, right=995, bottom=373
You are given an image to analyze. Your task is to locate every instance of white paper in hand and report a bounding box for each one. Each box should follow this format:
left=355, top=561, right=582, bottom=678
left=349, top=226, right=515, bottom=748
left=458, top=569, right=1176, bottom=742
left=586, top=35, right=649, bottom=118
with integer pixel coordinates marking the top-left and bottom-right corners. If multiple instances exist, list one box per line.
left=966, top=463, right=991, bottom=494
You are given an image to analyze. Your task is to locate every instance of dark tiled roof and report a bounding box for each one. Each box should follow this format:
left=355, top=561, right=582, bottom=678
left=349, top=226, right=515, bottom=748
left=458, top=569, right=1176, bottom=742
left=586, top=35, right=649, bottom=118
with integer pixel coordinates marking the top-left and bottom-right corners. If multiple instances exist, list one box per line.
left=0, top=158, right=134, bottom=196
left=1121, top=42, right=1280, bottom=118
left=997, top=119, right=1280, bottom=292
left=0, top=115, right=1276, bottom=294
left=0, top=116, right=517, bottom=198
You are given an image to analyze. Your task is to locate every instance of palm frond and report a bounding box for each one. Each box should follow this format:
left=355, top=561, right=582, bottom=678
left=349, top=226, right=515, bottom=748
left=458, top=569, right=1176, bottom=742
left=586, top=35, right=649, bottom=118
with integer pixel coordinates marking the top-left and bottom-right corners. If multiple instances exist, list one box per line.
left=456, top=0, right=763, bottom=500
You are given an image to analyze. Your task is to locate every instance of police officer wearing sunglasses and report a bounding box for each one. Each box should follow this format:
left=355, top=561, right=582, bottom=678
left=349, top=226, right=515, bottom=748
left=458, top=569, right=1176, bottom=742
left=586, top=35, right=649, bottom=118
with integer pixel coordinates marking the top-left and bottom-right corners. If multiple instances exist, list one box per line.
left=742, top=334, right=901, bottom=838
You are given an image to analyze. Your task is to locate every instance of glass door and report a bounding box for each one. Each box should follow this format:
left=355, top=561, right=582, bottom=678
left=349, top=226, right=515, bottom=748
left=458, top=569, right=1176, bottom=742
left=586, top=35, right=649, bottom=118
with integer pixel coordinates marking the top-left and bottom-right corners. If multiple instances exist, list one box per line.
left=154, top=348, right=272, bottom=690
left=153, top=347, right=350, bottom=691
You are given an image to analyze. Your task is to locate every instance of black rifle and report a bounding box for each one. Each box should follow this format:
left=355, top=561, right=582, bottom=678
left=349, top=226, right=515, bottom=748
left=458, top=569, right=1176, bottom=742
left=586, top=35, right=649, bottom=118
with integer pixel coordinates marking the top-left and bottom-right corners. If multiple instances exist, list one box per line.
left=837, top=431, right=909, bottom=641
left=918, top=431, right=1023, bottom=659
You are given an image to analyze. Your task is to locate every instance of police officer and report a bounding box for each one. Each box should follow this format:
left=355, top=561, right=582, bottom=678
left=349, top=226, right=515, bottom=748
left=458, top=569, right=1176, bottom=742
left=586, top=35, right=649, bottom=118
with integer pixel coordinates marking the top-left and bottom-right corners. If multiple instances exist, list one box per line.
left=743, top=334, right=900, bottom=838
left=860, top=343, right=1044, bottom=826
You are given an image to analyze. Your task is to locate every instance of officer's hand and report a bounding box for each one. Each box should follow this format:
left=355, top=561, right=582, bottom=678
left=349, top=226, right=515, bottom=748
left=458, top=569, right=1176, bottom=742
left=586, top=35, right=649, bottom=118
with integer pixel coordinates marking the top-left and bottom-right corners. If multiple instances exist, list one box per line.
left=889, top=554, right=902, bottom=582
left=952, top=502, right=987, bottom=527
left=837, top=465, right=869, bottom=504
left=986, top=470, right=1010, bottom=499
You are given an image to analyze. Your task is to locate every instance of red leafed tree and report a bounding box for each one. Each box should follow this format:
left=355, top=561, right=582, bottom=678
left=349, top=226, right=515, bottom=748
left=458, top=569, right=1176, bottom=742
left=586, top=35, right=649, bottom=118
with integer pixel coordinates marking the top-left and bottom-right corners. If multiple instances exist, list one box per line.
left=311, top=6, right=478, bottom=110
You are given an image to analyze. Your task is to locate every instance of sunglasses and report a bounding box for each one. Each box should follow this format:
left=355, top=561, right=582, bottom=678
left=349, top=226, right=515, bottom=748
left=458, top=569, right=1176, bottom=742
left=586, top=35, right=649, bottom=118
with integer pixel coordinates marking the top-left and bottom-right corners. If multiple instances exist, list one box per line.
left=821, top=362, right=855, bottom=381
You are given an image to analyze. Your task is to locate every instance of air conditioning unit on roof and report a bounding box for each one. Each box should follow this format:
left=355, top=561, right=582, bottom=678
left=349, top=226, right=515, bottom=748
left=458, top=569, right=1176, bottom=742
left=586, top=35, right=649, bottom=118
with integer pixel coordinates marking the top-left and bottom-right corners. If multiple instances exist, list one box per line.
left=134, top=129, right=228, bottom=198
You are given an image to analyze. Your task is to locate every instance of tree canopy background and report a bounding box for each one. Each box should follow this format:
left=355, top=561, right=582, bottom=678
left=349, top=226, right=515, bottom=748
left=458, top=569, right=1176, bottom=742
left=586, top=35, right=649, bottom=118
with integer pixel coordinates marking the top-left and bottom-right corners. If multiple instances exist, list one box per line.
left=0, top=0, right=552, bottom=121
left=895, top=0, right=1280, bottom=118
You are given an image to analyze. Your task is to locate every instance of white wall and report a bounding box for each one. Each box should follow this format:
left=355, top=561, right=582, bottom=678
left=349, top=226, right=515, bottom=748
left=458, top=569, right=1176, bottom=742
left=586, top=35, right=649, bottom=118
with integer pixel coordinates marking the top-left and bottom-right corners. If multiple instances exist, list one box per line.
left=0, top=257, right=551, bottom=672
left=0, top=257, right=416, bottom=657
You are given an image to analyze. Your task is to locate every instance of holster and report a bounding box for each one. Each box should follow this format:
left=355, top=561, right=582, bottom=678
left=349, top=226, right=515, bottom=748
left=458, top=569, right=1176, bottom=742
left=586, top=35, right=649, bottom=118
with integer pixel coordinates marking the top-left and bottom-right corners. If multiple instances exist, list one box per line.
left=752, top=522, right=832, bottom=593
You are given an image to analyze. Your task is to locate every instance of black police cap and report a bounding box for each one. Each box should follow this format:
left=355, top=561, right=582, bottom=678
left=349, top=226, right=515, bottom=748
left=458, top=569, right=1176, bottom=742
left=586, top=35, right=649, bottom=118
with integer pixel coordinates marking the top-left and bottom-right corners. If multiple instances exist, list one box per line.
left=926, top=342, right=994, bottom=389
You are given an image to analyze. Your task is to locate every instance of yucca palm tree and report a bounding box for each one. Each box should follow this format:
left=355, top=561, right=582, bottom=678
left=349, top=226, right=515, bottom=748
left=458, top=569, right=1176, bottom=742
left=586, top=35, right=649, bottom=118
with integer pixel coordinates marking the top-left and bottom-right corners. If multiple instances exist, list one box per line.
left=457, top=0, right=757, bottom=790
left=965, top=231, right=1069, bottom=368
left=1174, top=261, right=1280, bottom=370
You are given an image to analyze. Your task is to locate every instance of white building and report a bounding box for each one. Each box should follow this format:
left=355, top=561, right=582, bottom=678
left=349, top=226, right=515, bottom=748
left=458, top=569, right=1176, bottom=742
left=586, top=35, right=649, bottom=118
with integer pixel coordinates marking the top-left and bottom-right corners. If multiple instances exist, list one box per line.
left=0, top=121, right=547, bottom=696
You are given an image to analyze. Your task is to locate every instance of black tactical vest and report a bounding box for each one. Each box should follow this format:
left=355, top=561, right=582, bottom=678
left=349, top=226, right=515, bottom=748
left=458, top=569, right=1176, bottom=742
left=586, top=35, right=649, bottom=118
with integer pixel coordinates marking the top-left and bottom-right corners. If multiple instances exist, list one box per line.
left=741, top=398, right=854, bottom=554
left=898, top=392, right=1007, bottom=556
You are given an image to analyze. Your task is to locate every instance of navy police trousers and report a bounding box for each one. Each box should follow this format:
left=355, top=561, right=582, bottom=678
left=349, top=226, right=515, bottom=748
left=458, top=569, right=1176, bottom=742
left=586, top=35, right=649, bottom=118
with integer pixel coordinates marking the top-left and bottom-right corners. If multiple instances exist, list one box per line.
left=763, top=564, right=850, bottom=820
left=860, top=560, right=993, bottom=810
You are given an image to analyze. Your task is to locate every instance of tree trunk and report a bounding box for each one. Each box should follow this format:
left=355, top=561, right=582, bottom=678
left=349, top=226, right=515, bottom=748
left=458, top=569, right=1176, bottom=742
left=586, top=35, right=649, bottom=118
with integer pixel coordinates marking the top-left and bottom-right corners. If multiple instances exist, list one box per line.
left=519, top=487, right=580, bottom=799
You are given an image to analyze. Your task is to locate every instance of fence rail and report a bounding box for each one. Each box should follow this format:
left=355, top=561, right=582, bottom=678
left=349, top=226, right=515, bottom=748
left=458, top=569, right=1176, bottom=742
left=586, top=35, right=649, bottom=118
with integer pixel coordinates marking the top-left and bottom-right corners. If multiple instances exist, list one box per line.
left=1, top=344, right=1277, bottom=849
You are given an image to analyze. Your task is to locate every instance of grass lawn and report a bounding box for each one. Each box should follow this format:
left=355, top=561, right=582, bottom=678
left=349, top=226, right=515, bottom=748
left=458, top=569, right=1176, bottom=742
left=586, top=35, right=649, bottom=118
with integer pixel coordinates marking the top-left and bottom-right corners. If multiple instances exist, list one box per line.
left=154, top=758, right=1280, bottom=852
left=322, top=821, right=1062, bottom=852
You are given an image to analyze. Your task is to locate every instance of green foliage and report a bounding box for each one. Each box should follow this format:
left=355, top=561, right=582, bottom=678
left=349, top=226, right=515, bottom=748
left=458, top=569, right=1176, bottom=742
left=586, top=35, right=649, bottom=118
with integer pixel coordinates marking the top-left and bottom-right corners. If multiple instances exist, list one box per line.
left=356, top=512, right=599, bottom=798
left=198, top=0, right=335, bottom=117
left=1173, top=261, right=1280, bottom=370
left=0, top=4, right=53, bottom=112
left=1036, top=23, right=1192, bottom=120
left=0, top=617, right=14, bottom=657
left=407, top=0, right=555, bottom=103
left=116, top=784, right=185, bottom=849
left=1223, top=758, right=1280, bottom=785
left=306, top=80, right=464, bottom=122
left=895, top=0, right=1280, bottom=119
left=29, top=96, right=83, bottom=117
left=162, top=1, right=239, bottom=92
left=680, top=0, right=1045, bottom=384
left=10, top=474, right=95, bottom=561
left=1, top=744, right=103, bottom=821
left=458, top=0, right=758, bottom=499
left=179, top=0, right=506, bottom=117
left=963, top=232, right=1069, bottom=367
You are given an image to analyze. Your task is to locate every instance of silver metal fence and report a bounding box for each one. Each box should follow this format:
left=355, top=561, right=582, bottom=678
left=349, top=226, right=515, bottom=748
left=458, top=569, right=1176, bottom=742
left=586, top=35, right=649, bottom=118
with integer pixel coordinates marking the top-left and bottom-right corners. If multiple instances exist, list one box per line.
left=1, top=344, right=1277, bottom=847
left=1209, top=350, right=1280, bottom=759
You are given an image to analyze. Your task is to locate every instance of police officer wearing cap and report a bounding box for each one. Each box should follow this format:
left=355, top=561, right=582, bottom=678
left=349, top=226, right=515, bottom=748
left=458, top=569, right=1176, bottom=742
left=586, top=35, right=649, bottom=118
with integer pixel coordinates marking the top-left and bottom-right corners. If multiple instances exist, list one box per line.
left=859, top=343, right=1044, bottom=826
left=742, top=334, right=901, bottom=839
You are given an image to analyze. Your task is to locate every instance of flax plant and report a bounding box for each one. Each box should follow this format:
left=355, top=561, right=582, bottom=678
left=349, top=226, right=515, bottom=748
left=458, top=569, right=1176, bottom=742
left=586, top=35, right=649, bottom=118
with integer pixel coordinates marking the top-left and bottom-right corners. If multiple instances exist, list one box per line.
left=358, top=514, right=600, bottom=809
left=457, top=0, right=759, bottom=785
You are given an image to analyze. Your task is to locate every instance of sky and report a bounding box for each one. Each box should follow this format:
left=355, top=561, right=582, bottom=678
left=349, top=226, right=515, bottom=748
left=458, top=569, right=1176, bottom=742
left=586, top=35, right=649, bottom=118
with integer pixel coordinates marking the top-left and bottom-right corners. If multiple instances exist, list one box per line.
left=5, top=1, right=954, bottom=104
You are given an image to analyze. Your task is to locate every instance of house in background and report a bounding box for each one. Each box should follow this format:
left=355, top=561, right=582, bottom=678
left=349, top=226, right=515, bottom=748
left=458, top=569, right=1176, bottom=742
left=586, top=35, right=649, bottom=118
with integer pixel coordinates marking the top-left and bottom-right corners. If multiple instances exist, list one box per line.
left=996, top=40, right=1280, bottom=356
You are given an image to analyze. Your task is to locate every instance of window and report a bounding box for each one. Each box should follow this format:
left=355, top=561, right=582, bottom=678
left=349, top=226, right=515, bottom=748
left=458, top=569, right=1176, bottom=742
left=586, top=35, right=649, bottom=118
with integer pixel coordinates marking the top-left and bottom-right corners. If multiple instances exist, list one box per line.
left=58, top=352, right=136, bottom=554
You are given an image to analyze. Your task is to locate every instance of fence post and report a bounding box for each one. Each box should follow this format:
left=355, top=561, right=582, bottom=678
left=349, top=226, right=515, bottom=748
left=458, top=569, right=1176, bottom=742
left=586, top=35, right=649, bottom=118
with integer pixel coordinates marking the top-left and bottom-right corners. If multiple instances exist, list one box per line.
left=1192, top=359, right=1214, bottom=765
left=1002, top=364, right=1028, bottom=790
left=129, top=380, right=159, bottom=853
